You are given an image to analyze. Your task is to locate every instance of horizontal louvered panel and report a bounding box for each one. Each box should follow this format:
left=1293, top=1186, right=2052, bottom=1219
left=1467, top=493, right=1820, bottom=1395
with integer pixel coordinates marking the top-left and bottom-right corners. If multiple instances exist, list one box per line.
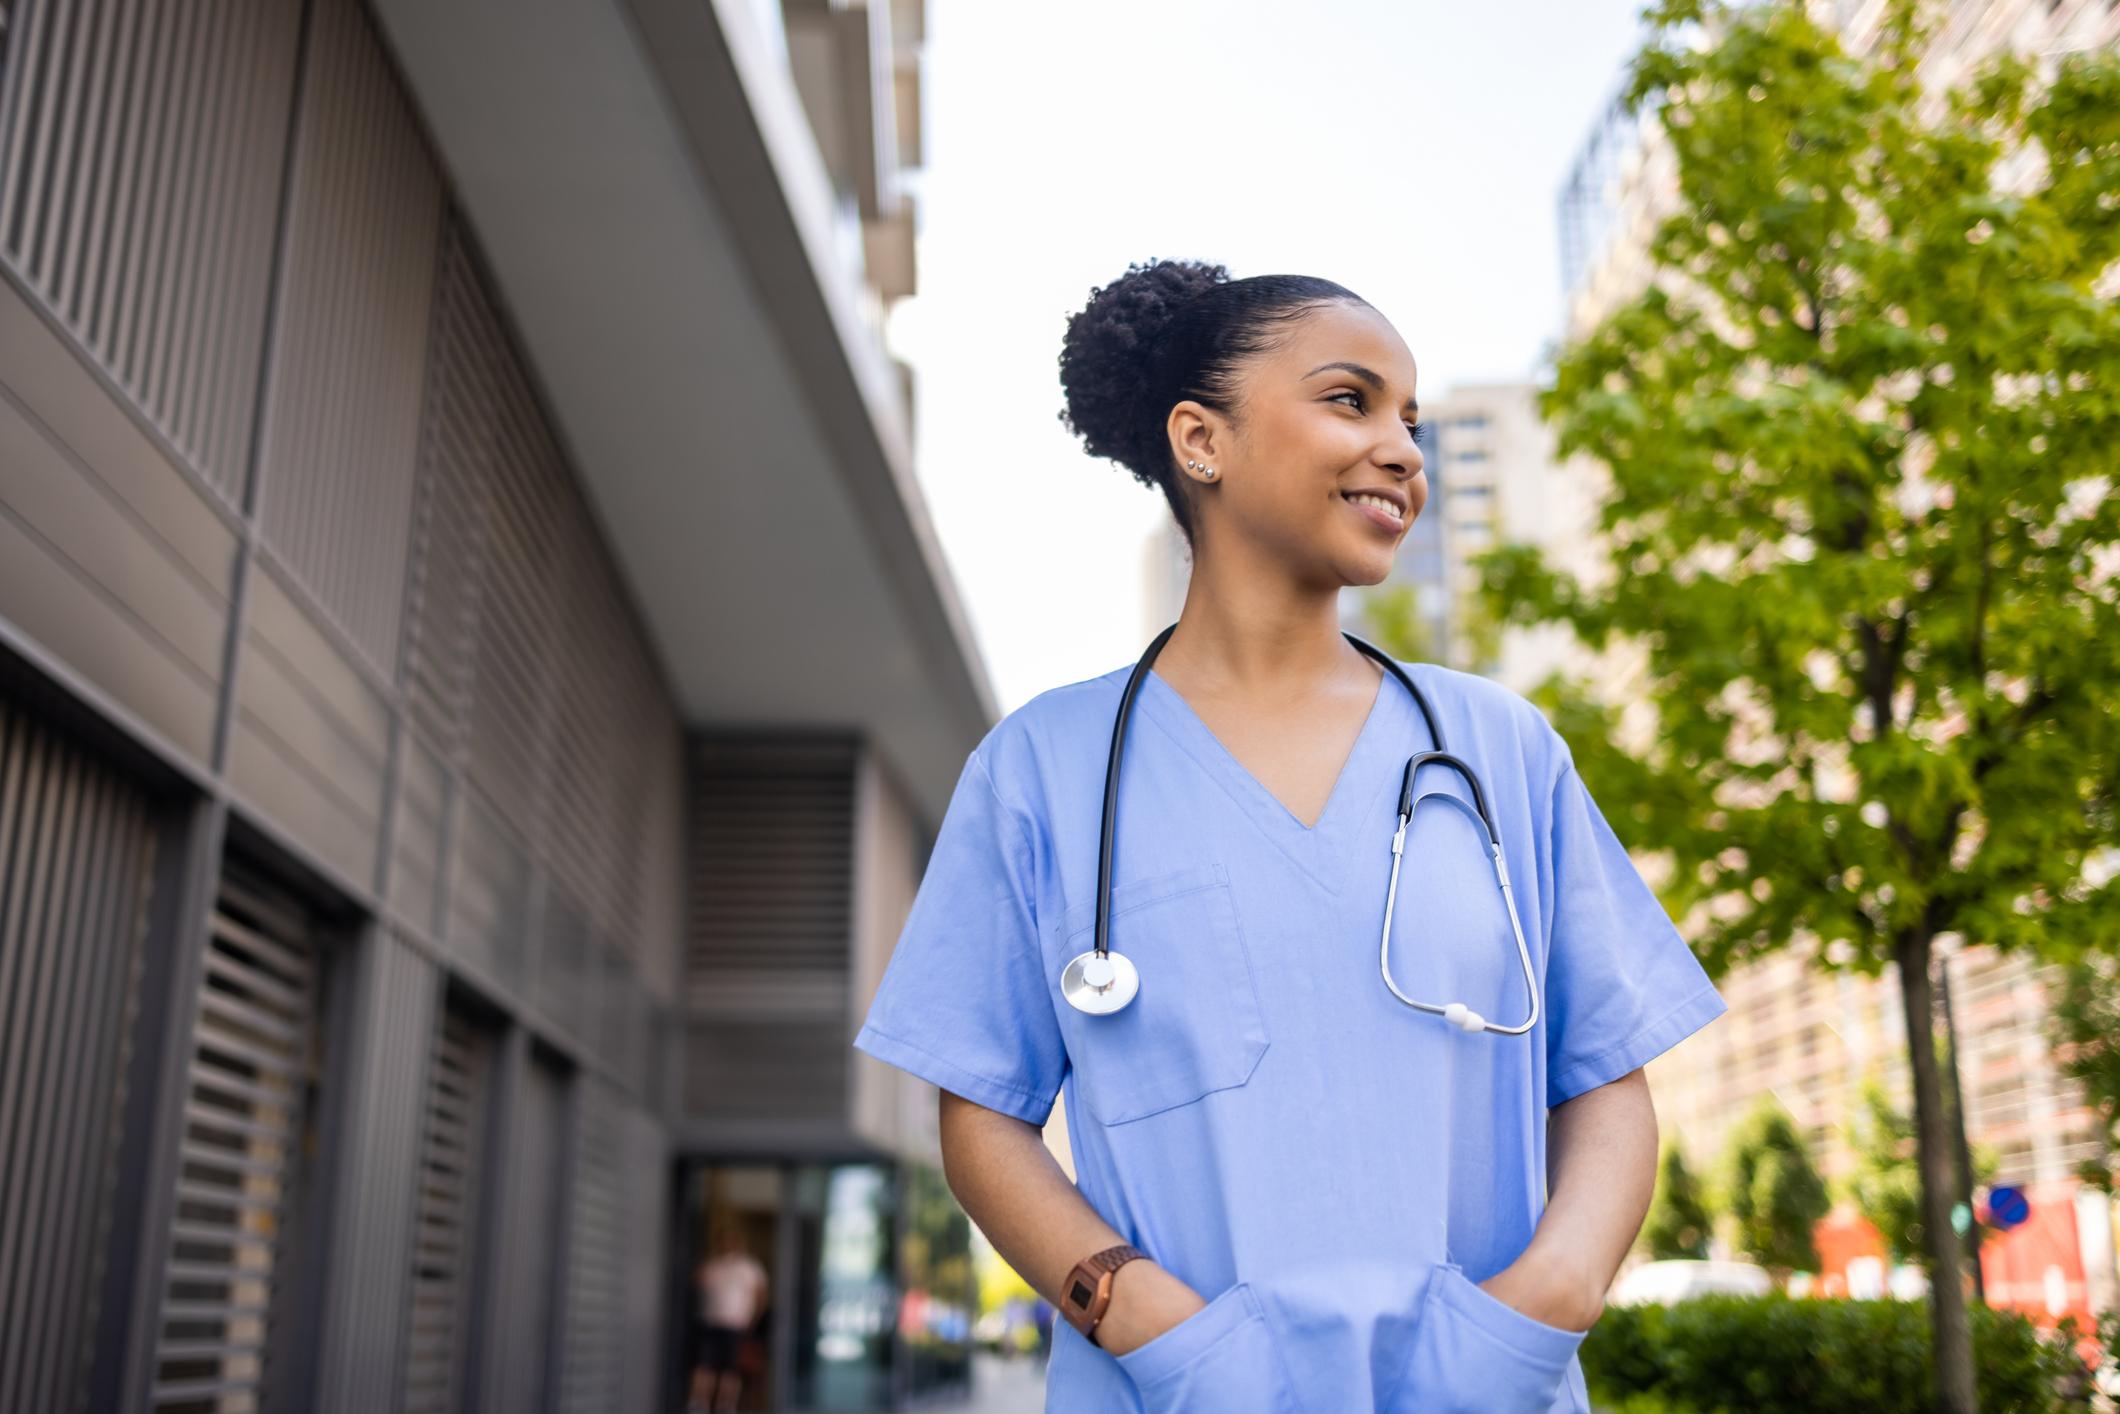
left=152, top=868, right=321, bottom=1412
left=404, top=214, right=680, bottom=981
left=176, top=1150, right=293, bottom=1185
left=684, top=1019, right=848, bottom=1122
left=446, top=791, right=528, bottom=986
left=401, top=1000, right=492, bottom=1414
left=687, top=969, right=847, bottom=1018
left=687, top=738, right=858, bottom=979
left=390, top=731, right=447, bottom=935
left=596, top=946, right=655, bottom=1100
left=558, top=1084, right=622, bottom=1414
left=174, top=1181, right=282, bottom=1216
left=161, top=1300, right=268, bottom=1323
left=533, top=880, right=594, bottom=1042
left=399, top=234, right=489, bottom=751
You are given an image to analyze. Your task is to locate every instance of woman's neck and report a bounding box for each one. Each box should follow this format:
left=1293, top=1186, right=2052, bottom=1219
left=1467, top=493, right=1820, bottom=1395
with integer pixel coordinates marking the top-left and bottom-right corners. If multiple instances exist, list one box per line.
left=1159, top=552, right=1361, bottom=701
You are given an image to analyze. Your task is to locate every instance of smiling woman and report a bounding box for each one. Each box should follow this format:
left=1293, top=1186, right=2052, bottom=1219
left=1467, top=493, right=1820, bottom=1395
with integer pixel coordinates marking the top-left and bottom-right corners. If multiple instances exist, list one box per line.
left=851, top=257, right=1726, bottom=1413
left=1054, top=260, right=1428, bottom=578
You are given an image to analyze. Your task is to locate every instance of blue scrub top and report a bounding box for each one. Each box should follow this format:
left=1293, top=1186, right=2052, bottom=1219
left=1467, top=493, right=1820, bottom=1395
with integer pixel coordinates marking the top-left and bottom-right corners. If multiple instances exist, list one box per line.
left=853, top=655, right=1727, bottom=1413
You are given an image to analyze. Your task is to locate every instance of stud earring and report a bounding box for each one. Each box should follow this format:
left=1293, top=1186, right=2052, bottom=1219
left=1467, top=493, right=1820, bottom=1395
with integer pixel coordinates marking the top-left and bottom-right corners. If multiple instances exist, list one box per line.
left=1186, top=459, right=1217, bottom=480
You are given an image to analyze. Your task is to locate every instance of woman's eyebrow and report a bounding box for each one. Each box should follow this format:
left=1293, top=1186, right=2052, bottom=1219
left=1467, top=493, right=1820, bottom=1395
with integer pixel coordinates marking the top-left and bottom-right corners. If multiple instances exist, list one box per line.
left=1303, top=361, right=1419, bottom=415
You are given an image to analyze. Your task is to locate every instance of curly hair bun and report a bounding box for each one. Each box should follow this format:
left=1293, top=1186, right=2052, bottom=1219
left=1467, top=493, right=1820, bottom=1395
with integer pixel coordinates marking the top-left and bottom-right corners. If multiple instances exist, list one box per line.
left=1056, top=258, right=1229, bottom=486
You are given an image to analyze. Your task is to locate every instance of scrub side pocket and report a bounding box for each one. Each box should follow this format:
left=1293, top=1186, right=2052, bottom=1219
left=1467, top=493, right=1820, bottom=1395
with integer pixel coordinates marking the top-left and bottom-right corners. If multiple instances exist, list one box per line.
left=1112, top=1280, right=1295, bottom=1414
left=1050, top=863, right=1270, bottom=1126
left=1379, top=1262, right=1587, bottom=1413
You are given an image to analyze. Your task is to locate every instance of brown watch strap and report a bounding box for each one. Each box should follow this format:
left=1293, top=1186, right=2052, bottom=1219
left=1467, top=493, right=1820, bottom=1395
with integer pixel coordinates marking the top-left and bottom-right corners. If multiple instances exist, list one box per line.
left=1060, top=1243, right=1147, bottom=1347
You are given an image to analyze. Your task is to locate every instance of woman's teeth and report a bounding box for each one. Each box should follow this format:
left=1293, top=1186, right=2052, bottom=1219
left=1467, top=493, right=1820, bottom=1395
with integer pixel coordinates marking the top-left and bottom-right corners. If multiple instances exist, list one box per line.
left=1345, top=492, right=1403, bottom=522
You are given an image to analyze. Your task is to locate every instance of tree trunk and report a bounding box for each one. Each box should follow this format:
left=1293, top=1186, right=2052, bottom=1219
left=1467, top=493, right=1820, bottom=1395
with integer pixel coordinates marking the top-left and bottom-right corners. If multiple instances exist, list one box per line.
left=1934, top=956, right=1986, bottom=1304
left=1895, top=927, right=1980, bottom=1414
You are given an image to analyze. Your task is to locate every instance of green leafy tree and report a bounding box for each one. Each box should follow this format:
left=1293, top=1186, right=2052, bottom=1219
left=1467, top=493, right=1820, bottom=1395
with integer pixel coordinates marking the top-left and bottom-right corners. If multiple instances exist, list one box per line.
left=1844, top=1078, right=1997, bottom=1264
left=1359, top=580, right=1502, bottom=672
left=2049, top=950, right=2120, bottom=1192
left=1642, top=1141, right=1714, bottom=1260
left=1480, top=0, right=2120, bottom=1405
left=1358, top=583, right=1443, bottom=666
left=1846, top=1080, right=1926, bottom=1266
left=1723, top=1101, right=1831, bottom=1279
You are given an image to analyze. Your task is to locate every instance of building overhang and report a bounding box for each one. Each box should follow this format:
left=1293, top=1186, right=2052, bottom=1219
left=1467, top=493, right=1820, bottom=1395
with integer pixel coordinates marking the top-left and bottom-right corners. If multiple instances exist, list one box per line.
left=369, top=0, right=992, bottom=825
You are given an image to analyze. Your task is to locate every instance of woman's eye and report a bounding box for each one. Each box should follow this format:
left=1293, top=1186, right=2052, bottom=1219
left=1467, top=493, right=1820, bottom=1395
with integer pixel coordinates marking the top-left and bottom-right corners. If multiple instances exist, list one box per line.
left=1330, top=391, right=1422, bottom=441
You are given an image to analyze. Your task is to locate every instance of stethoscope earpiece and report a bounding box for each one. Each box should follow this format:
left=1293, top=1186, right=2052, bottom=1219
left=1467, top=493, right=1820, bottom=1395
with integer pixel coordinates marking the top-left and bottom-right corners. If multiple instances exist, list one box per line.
left=1068, top=624, right=1542, bottom=1040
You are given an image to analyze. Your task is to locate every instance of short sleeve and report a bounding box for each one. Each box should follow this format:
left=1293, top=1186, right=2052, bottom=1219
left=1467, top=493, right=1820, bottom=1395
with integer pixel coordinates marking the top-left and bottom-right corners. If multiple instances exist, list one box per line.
left=1542, top=757, right=1726, bottom=1108
left=851, top=747, right=1066, bottom=1125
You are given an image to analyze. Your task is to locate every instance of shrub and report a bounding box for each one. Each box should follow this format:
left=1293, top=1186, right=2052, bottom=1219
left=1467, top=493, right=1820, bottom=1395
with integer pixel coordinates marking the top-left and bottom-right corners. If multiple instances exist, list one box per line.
left=1579, top=1295, right=2088, bottom=1413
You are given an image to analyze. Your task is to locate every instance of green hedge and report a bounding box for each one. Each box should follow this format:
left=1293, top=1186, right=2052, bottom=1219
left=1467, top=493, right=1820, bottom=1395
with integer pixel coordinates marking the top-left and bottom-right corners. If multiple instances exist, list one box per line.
left=1579, top=1295, right=2092, bottom=1413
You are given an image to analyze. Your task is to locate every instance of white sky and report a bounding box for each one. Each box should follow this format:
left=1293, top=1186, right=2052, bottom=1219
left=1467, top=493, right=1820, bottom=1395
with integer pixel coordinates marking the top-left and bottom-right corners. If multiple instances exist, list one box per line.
left=886, top=1, right=1649, bottom=714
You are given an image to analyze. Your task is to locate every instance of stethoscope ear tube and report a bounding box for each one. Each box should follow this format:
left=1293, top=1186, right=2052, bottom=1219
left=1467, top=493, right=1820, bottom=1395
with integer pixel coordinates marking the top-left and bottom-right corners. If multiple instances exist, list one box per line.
left=1075, top=624, right=1539, bottom=1035
left=1399, top=751, right=1500, bottom=848
left=1092, top=623, right=1177, bottom=961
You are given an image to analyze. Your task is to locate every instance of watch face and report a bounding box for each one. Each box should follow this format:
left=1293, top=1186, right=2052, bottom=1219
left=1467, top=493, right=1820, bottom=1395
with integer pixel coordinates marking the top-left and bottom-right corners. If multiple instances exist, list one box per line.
left=1070, top=1279, right=1093, bottom=1309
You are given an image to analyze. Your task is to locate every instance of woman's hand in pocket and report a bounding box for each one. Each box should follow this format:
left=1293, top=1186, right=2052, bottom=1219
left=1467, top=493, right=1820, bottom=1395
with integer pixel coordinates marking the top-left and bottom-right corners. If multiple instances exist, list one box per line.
left=1093, top=1261, right=1209, bottom=1356
left=1476, top=1241, right=1606, bottom=1334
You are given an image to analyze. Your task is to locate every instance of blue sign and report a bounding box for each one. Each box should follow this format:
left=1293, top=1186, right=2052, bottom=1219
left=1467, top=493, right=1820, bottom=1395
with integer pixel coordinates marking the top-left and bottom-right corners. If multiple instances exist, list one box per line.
left=1986, top=1185, right=2031, bottom=1231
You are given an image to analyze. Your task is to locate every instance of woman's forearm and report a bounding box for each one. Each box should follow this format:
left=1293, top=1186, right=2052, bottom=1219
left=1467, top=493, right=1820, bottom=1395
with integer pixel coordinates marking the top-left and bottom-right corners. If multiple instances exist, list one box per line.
left=937, top=1090, right=1204, bottom=1355
left=1480, top=1066, right=1659, bottom=1330
left=937, top=1071, right=1654, bottom=1351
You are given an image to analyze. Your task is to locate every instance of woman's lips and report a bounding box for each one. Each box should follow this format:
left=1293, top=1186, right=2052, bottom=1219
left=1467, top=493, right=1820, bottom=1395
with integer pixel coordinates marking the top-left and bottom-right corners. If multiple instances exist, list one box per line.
left=1344, top=494, right=1404, bottom=533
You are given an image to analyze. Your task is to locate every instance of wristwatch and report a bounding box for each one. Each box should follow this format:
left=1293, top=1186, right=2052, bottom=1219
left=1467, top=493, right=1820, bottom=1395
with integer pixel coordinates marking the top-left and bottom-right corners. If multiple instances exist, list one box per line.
left=1059, top=1243, right=1148, bottom=1347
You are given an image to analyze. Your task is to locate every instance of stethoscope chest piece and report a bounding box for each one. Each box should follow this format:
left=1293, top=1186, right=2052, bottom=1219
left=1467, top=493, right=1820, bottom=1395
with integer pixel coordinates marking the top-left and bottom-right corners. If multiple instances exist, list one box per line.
left=1062, top=948, right=1139, bottom=1014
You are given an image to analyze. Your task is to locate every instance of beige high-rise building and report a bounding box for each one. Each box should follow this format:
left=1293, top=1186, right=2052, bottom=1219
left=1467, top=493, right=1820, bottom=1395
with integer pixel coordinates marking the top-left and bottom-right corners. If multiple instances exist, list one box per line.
left=1361, top=383, right=1609, bottom=692
left=1550, top=0, right=2119, bottom=1315
left=1565, top=0, right=2120, bottom=342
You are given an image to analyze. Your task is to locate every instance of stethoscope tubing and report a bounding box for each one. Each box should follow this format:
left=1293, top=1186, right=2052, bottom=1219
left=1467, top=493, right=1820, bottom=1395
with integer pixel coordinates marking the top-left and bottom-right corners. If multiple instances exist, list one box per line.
left=1087, top=622, right=1540, bottom=1035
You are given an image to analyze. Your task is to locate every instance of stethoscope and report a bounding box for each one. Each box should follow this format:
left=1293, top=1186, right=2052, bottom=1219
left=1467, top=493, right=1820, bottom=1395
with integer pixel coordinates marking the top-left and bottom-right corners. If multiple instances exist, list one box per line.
left=1059, top=622, right=1542, bottom=1036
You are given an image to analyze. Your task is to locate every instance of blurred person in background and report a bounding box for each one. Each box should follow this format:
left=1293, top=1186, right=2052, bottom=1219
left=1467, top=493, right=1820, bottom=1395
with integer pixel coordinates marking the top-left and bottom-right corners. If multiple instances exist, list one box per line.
left=852, top=259, right=1726, bottom=1411
left=689, top=1229, right=768, bottom=1413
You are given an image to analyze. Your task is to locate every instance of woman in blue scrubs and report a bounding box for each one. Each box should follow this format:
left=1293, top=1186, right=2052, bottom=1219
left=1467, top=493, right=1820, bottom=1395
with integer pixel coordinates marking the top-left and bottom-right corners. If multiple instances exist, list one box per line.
left=852, top=259, right=1726, bottom=1411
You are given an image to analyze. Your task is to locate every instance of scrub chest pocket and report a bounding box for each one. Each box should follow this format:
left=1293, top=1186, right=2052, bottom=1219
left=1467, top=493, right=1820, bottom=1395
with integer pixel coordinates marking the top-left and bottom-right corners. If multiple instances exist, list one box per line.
left=1051, top=863, right=1270, bottom=1126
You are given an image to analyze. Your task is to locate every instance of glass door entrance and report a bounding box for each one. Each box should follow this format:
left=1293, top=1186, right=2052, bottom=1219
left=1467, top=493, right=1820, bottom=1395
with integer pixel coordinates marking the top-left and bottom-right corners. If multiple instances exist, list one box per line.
left=679, top=1158, right=972, bottom=1411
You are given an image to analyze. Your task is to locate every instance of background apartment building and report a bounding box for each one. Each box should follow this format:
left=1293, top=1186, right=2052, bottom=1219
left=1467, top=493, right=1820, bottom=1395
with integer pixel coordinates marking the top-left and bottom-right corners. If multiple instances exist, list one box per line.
left=1548, top=0, right=2120, bottom=1324
left=1353, top=384, right=1611, bottom=689
left=0, top=0, right=995, bottom=1410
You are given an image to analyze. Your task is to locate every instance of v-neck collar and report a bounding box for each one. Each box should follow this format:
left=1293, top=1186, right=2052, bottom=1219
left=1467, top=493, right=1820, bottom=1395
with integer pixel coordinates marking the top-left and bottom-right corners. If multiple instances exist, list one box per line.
left=1134, top=658, right=1410, bottom=896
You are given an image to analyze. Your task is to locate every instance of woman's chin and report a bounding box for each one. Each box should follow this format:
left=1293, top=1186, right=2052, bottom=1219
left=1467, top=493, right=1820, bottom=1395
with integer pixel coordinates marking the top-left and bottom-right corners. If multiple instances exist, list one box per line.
left=1336, top=552, right=1400, bottom=589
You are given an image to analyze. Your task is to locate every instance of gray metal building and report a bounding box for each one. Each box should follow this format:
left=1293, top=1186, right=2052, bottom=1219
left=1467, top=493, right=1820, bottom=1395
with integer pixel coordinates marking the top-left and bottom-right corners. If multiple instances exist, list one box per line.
left=0, top=0, right=992, bottom=1409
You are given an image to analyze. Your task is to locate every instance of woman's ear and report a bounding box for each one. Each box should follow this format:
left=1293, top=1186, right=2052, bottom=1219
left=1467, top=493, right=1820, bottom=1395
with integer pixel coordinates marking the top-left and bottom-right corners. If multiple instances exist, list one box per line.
left=1167, top=400, right=1227, bottom=481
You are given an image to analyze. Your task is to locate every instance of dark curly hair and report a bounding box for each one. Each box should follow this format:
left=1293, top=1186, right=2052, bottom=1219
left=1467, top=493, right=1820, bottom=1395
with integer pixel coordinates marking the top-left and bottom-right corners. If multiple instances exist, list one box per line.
left=1056, top=259, right=1369, bottom=548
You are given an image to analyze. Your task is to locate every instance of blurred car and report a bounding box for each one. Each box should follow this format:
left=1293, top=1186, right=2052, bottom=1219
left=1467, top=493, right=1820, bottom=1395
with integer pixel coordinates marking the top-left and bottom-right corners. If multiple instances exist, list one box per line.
left=1610, top=1259, right=1775, bottom=1306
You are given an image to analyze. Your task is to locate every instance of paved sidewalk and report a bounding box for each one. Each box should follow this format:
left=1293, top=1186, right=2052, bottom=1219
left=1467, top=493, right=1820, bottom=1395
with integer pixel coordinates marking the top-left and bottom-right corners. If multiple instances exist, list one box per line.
left=950, top=1351, right=1047, bottom=1414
